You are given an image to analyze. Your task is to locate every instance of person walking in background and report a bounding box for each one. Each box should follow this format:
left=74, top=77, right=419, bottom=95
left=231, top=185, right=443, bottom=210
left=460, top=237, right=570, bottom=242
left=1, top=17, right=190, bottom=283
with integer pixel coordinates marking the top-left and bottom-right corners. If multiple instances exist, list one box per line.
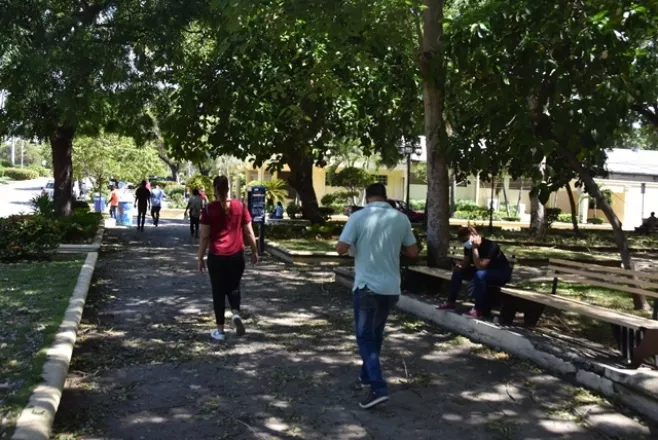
left=437, top=226, right=512, bottom=318
left=336, top=183, right=419, bottom=409
left=134, top=180, right=151, bottom=232
left=106, top=185, right=119, bottom=219
left=198, top=176, right=259, bottom=342
left=199, top=187, right=208, bottom=206
left=150, top=184, right=166, bottom=227
left=145, top=179, right=152, bottom=191
left=185, top=188, right=203, bottom=238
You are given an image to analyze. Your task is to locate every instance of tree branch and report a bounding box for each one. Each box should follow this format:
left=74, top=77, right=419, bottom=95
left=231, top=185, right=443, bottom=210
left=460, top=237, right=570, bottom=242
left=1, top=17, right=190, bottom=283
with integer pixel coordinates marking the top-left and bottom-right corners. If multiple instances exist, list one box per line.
left=632, top=104, right=658, bottom=129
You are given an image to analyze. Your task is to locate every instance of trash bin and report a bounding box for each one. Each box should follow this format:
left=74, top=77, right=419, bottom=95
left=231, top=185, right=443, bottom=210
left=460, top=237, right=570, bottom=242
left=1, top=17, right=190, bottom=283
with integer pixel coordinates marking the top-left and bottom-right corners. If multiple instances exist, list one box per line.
left=93, top=195, right=106, bottom=213
left=117, top=201, right=133, bottom=227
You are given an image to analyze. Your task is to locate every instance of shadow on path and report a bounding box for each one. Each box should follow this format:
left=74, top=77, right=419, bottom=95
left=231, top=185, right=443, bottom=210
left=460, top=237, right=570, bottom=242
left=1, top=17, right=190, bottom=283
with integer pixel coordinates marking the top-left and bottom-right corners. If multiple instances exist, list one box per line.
left=52, top=223, right=656, bottom=440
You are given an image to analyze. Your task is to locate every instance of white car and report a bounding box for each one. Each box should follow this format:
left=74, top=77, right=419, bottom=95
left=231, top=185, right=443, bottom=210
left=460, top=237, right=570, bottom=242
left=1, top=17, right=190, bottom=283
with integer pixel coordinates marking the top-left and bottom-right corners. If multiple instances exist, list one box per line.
left=42, top=180, right=82, bottom=200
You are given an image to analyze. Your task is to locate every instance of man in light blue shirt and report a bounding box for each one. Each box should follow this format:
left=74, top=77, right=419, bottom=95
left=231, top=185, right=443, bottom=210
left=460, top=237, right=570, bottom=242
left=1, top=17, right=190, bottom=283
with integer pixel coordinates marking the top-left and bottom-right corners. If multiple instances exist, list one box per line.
left=337, top=183, right=419, bottom=409
left=150, top=184, right=166, bottom=227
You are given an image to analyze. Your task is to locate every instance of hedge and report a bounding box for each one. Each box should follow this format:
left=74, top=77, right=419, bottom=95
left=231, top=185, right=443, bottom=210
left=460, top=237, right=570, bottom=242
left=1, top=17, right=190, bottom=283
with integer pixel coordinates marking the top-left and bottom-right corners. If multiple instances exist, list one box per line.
left=0, top=215, right=61, bottom=261
left=3, top=167, right=40, bottom=180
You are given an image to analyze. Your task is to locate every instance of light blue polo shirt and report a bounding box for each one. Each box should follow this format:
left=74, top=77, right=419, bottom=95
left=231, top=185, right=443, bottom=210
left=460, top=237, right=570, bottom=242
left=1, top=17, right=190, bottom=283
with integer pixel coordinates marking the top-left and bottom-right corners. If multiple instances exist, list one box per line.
left=339, top=201, right=417, bottom=295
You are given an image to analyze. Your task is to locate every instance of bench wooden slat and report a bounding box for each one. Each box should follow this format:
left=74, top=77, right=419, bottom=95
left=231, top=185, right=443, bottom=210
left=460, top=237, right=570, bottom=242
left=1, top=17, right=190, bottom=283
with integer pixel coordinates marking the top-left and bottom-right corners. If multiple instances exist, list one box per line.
left=553, top=274, right=658, bottom=301
left=548, top=264, right=658, bottom=294
left=501, top=286, right=658, bottom=330
left=407, top=266, right=453, bottom=280
left=551, top=258, right=658, bottom=281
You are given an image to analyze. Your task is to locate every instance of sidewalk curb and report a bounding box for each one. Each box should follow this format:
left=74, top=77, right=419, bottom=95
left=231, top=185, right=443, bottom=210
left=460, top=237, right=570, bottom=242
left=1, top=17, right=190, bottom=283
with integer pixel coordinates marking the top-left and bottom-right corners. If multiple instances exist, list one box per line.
left=11, top=252, right=100, bottom=440
left=334, top=267, right=658, bottom=423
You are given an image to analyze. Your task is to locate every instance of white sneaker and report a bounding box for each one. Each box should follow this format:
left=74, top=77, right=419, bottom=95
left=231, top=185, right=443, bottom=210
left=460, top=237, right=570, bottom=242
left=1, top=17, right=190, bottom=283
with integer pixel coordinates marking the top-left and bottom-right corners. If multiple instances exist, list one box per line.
left=210, top=329, right=225, bottom=341
left=232, top=314, right=246, bottom=336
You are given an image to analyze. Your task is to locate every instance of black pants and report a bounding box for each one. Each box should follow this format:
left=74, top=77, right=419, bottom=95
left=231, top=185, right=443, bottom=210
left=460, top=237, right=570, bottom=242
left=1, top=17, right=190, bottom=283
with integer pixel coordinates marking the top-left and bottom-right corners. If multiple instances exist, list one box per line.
left=207, top=251, right=245, bottom=326
left=137, top=204, right=147, bottom=229
left=190, top=216, right=200, bottom=236
left=109, top=205, right=117, bottom=219
left=151, top=205, right=161, bottom=226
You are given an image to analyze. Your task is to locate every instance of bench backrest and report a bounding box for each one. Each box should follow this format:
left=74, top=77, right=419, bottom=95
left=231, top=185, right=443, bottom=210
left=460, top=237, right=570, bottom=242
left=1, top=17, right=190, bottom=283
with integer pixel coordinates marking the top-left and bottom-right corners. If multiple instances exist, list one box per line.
left=548, top=258, right=658, bottom=302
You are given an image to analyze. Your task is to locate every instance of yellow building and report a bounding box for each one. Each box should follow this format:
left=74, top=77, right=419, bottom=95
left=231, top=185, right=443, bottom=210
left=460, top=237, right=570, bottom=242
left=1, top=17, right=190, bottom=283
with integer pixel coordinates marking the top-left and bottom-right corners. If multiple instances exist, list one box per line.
left=243, top=162, right=407, bottom=204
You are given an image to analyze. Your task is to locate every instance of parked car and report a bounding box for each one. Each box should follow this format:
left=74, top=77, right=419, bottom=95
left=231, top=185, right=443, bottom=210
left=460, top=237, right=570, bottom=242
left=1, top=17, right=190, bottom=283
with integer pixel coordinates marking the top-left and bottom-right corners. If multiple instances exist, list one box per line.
left=347, top=199, right=425, bottom=224
left=43, top=180, right=55, bottom=199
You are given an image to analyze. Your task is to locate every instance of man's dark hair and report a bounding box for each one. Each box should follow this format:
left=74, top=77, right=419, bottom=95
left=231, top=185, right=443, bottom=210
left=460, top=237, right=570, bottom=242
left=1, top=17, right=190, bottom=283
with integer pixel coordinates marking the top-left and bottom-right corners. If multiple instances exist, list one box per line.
left=652, top=212, right=655, bottom=216
left=193, top=189, right=200, bottom=196
left=365, top=183, right=387, bottom=200
left=141, top=180, right=147, bottom=186
left=277, top=201, right=283, bottom=206
left=457, top=225, right=478, bottom=241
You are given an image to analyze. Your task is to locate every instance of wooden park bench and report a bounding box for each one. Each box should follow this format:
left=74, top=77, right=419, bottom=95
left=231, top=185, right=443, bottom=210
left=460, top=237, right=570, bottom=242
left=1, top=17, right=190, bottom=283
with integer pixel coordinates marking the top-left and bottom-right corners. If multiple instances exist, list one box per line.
left=498, top=258, right=658, bottom=368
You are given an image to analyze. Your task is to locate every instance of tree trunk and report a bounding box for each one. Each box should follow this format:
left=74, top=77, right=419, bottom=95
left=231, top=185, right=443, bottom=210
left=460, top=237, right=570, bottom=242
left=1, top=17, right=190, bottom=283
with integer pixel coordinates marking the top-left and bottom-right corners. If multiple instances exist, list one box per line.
left=559, top=148, right=647, bottom=310
left=286, top=154, right=322, bottom=222
left=529, top=188, right=546, bottom=237
left=50, top=126, right=75, bottom=216
left=516, top=178, right=524, bottom=216
left=421, top=0, right=449, bottom=267
left=565, top=182, right=582, bottom=236
left=502, top=179, right=510, bottom=217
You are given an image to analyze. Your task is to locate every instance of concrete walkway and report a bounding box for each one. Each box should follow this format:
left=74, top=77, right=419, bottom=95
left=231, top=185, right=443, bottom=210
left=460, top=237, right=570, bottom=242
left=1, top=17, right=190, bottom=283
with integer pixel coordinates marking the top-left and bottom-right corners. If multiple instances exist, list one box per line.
left=52, top=221, right=654, bottom=440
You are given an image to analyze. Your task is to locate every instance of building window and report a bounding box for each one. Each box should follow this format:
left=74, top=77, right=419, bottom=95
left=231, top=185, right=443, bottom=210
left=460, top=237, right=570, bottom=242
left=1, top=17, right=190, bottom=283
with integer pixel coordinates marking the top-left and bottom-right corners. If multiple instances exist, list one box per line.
left=376, top=175, right=388, bottom=186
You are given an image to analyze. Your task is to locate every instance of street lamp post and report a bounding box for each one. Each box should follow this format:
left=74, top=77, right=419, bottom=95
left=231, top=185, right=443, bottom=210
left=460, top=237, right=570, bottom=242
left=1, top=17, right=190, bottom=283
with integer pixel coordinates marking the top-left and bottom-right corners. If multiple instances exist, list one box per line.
left=398, top=141, right=422, bottom=208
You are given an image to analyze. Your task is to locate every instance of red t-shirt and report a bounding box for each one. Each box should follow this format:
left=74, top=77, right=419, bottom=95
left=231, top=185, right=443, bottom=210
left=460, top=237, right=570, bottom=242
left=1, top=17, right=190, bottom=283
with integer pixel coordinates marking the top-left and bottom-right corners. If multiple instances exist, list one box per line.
left=200, top=200, right=252, bottom=256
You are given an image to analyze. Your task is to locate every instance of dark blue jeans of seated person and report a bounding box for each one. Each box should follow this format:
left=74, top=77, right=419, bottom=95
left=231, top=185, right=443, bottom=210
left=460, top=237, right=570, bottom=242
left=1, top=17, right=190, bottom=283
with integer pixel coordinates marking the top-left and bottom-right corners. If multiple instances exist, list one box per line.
left=447, top=266, right=511, bottom=310
left=353, top=287, right=399, bottom=395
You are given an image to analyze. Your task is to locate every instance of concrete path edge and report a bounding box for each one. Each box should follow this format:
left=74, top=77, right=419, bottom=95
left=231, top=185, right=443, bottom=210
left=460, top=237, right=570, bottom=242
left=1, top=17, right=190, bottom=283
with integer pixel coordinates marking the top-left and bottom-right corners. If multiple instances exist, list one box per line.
left=57, top=221, right=105, bottom=254
left=11, top=252, right=100, bottom=440
left=334, top=268, right=658, bottom=423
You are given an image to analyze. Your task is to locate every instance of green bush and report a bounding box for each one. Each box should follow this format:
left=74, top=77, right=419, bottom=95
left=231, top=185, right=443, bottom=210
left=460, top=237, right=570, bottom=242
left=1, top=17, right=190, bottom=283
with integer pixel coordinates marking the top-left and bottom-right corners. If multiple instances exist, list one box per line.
left=3, top=167, right=40, bottom=180
left=454, top=199, right=480, bottom=212
left=321, top=193, right=338, bottom=206
left=27, top=164, right=50, bottom=177
left=587, top=217, right=605, bottom=225
left=31, top=193, right=55, bottom=217
left=186, top=175, right=213, bottom=200
left=502, top=216, right=520, bottom=222
left=167, top=184, right=186, bottom=197
left=167, top=193, right=187, bottom=209
left=57, top=212, right=102, bottom=243
left=72, top=200, right=91, bottom=212
left=286, top=202, right=301, bottom=219
left=410, top=199, right=426, bottom=211
left=453, top=208, right=501, bottom=221
left=545, top=208, right=562, bottom=228
left=0, top=165, right=5, bottom=177
left=0, top=215, right=61, bottom=261
left=556, top=213, right=573, bottom=223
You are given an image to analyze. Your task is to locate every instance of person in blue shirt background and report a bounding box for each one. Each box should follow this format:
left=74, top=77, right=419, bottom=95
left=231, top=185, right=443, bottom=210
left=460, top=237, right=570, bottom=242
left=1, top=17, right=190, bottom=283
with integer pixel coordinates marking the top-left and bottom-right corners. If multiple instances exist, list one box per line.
left=271, top=201, right=284, bottom=219
left=150, top=184, right=166, bottom=227
left=336, top=183, right=419, bottom=409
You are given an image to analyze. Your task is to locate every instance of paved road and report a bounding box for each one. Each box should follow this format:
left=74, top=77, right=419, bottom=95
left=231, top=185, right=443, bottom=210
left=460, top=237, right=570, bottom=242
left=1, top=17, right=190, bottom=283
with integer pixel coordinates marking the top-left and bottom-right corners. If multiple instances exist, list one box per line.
left=51, top=222, right=654, bottom=440
left=0, top=178, right=49, bottom=217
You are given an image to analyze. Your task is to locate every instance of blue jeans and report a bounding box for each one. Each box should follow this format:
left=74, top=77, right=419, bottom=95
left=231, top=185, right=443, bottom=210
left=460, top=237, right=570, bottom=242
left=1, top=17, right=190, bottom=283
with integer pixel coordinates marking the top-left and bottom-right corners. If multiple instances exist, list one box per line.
left=353, top=287, right=398, bottom=395
left=447, top=266, right=511, bottom=311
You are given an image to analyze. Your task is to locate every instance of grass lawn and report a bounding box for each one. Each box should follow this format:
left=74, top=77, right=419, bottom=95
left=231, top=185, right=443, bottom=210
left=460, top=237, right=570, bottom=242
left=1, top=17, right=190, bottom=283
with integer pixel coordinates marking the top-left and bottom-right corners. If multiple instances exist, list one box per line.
left=517, top=279, right=652, bottom=347
left=0, top=256, right=84, bottom=436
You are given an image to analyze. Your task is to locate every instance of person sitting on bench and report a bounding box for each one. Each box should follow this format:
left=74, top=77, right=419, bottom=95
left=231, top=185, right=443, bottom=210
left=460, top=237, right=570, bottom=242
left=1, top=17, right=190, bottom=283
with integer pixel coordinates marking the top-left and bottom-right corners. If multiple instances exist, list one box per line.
left=636, top=212, right=657, bottom=234
left=437, top=226, right=512, bottom=318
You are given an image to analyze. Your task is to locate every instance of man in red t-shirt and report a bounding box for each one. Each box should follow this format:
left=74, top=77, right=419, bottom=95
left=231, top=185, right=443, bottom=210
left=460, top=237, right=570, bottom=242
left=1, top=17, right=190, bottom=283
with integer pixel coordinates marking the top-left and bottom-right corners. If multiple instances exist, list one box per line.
left=198, top=176, right=259, bottom=342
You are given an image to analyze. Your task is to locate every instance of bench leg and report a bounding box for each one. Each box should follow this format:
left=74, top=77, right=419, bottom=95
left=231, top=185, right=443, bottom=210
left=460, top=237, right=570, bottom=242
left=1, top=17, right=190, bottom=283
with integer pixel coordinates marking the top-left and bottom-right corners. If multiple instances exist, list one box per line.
left=523, top=302, right=546, bottom=327
left=499, top=294, right=518, bottom=325
left=631, top=329, right=658, bottom=368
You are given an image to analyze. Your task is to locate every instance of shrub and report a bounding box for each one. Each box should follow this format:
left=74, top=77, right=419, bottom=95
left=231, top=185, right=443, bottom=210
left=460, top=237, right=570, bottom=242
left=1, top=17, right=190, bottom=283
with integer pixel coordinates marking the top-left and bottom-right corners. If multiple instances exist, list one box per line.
left=57, top=212, right=102, bottom=243
left=27, top=164, right=51, bottom=177
left=186, top=175, right=213, bottom=199
left=3, top=167, right=40, bottom=180
left=31, top=193, right=56, bottom=217
left=167, top=193, right=187, bottom=209
left=410, top=199, right=426, bottom=211
left=587, top=217, right=605, bottom=225
left=454, top=199, right=480, bottom=212
left=321, top=193, right=338, bottom=206
left=556, top=213, right=573, bottom=223
left=167, top=184, right=186, bottom=197
left=318, top=207, right=334, bottom=221
left=286, top=202, right=301, bottom=219
left=545, top=208, right=562, bottom=228
left=453, top=208, right=501, bottom=221
left=72, top=200, right=91, bottom=212
left=502, top=216, right=520, bottom=222
left=0, top=165, right=4, bottom=177
left=0, top=215, right=61, bottom=261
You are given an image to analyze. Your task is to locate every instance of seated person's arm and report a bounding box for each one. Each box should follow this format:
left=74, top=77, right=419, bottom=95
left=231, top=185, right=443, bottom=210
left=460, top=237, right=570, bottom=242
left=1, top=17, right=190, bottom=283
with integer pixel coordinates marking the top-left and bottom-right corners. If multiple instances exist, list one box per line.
left=401, top=220, right=419, bottom=259
left=472, top=238, right=496, bottom=269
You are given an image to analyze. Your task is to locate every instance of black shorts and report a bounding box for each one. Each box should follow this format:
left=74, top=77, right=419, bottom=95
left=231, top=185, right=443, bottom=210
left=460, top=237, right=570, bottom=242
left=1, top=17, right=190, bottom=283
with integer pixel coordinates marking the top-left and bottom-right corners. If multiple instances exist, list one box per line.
left=151, top=206, right=161, bottom=215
